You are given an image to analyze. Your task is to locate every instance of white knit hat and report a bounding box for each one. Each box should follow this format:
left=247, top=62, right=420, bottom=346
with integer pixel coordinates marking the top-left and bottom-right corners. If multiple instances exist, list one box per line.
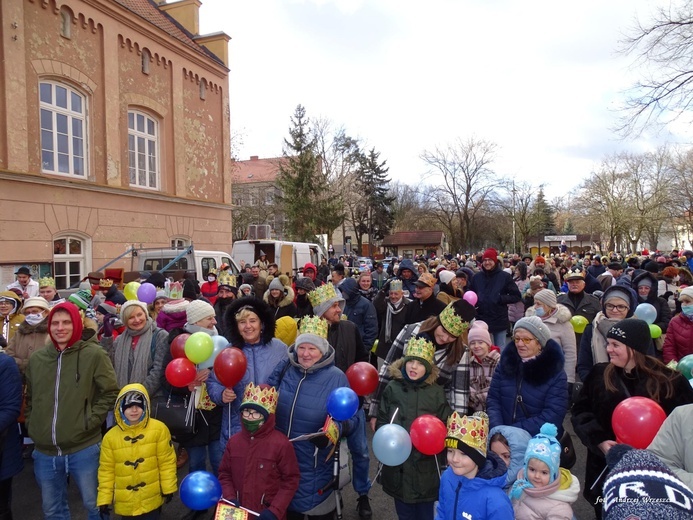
left=186, top=300, right=215, bottom=325
left=439, top=270, right=456, bottom=285
left=22, top=296, right=50, bottom=313
left=120, top=300, right=148, bottom=320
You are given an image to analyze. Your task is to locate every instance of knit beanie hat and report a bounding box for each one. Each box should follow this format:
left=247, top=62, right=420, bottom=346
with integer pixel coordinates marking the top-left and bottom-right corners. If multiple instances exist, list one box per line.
left=268, top=276, right=285, bottom=293
left=680, top=286, right=693, bottom=300
left=238, top=284, right=253, bottom=296
left=606, top=318, right=651, bottom=354
left=637, top=277, right=653, bottom=288
left=122, top=391, right=145, bottom=411
left=295, top=277, right=316, bottom=292
left=275, top=315, right=297, bottom=346
left=467, top=320, right=492, bottom=346
left=603, top=444, right=693, bottom=520
left=482, top=248, right=498, bottom=262
left=240, top=382, right=278, bottom=421
left=514, top=316, right=551, bottom=348
left=182, top=279, right=198, bottom=300
left=445, top=411, right=488, bottom=469
left=97, top=301, right=117, bottom=316
left=603, top=287, right=633, bottom=306
left=533, top=289, right=557, bottom=309
left=186, top=300, right=215, bottom=325
left=68, top=289, right=93, bottom=310
left=295, top=316, right=330, bottom=355
left=120, top=300, right=148, bottom=321
left=22, top=296, right=50, bottom=313
left=523, top=423, right=561, bottom=483
left=439, top=270, right=456, bottom=285
left=308, top=283, right=345, bottom=318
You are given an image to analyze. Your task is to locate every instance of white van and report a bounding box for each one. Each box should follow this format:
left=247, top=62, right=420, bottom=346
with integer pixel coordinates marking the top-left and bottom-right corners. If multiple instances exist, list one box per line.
left=136, top=247, right=241, bottom=285
left=231, top=240, right=326, bottom=276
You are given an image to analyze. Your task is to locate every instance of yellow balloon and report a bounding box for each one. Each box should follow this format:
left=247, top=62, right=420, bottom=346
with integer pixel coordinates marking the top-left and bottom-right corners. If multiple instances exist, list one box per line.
left=124, top=281, right=141, bottom=301
left=570, top=315, right=589, bottom=334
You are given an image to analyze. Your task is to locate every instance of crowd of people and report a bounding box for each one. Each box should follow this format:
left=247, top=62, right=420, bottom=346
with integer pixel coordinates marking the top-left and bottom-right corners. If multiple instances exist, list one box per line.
left=1, top=246, right=693, bottom=519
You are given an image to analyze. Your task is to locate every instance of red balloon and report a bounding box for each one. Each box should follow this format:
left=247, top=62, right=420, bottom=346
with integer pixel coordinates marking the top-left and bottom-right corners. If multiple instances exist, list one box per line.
left=345, top=362, right=379, bottom=396
left=165, top=357, right=196, bottom=387
left=170, top=333, right=190, bottom=360
left=612, top=396, right=666, bottom=449
left=409, top=414, right=447, bottom=455
left=213, top=347, right=247, bottom=388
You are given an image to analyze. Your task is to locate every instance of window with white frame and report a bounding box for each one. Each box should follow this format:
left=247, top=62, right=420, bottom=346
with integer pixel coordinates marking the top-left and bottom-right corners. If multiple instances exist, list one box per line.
left=171, top=237, right=190, bottom=249
left=128, top=110, right=159, bottom=189
left=53, top=235, right=87, bottom=290
left=40, top=81, right=86, bottom=177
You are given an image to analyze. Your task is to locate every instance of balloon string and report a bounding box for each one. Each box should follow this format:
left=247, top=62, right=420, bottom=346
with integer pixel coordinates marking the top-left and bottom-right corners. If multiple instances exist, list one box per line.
left=373, top=408, right=399, bottom=483
left=590, top=465, right=608, bottom=491
left=435, top=455, right=441, bottom=479
left=390, top=407, right=399, bottom=424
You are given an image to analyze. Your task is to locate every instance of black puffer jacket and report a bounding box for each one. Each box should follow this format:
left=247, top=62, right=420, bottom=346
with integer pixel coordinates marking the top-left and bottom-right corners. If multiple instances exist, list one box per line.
left=631, top=271, right=672, bottom=332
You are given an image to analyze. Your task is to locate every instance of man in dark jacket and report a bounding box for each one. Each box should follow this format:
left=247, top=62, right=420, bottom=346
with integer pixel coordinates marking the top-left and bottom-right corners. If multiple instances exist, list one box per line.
left=395, top=258, right=419, bottom=297
left=340, top=278, right=379, bottom=350
left=469, top=248, right=522, bottom=347
left=26, top=302, right=118, bottom=520
left=308, top=284, right=373, bottom=518
left=373, top=280, right=410, bottom=359
left=558, top=267, right=601, bottom=348
left=403, top=272, right=446, bottom=325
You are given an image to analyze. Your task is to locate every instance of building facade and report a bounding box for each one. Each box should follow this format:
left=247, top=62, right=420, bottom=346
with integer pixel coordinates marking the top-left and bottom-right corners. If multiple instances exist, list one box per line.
left=0, top=0, right=232, bottom=289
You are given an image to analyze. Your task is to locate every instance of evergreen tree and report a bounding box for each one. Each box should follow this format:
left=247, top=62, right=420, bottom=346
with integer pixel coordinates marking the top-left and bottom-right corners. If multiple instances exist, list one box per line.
left=563, top=219, right=575, bottom=235
left=356, top=148, right=395, bottom=254
left=532, top=187, right=555, bottom=237
left=277, top=105, right=341, bottom=241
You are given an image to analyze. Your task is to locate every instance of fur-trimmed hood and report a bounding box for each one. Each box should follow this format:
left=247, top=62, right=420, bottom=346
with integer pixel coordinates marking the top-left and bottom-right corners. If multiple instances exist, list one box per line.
left=388, top=357, right=439, bottom=385
left=498, top=338, right=565, bottom=386
left=263, top=286, right=296, bottom=308
left=525, top=303, right=572, bottom=324
left=222, top=296, right=276, bottom=346
left=17, top=317, right=48, bottom=334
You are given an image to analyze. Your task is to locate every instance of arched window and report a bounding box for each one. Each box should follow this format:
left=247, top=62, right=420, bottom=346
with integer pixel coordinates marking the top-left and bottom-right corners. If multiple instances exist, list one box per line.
left=128, top=110, right=159, bottom=189
left=40, top=81, right=87, bottom=177
left=53, top=234, right=90, bottom=290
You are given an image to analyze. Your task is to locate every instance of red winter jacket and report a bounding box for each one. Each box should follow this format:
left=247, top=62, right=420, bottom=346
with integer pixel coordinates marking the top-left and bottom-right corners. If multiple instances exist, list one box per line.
left=662, top=313, right=693, bottom=363
left=218, top=414, right=300, bottom=519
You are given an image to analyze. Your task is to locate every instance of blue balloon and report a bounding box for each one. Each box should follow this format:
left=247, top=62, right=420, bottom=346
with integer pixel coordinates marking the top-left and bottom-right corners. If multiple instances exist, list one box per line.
left=373, top=424, right=412, bottom=466
left=326, top=387, right=359, bottom=421
left=634, top=303, right=657, bottom=325
left=198, top=336, right=229, bottom=370
left=180, top=471, right=222, bottom=510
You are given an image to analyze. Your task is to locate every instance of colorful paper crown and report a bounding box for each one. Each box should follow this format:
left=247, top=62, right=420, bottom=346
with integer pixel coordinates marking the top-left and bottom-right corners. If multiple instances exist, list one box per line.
left=217, top=271, right=236, bottom=287
left=39, top=276, right=56, bottom=288
left=167, top=281, right=183, bottom=300
left=389, top=280, right=402, bottom=292
left=563, top=267, right=585, bottom=280
left=439, top=302, right=470, bottom=337
left=99, top=278, right=114, bottom=288
left=308, top=283, right=339, bottom=308
left=298, top=315, right=329, bottom=339
left=404, top=336, right=435, bottom=365
left=207, top=268, right=217, bottom=276
left=241, top=382, right=278, bottom=415
left=445, top=411, right=488, bottom=452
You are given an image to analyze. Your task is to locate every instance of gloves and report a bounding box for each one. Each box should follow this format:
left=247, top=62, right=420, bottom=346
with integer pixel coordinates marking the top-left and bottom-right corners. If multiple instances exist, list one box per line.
left=99, top=505, right=110, bottom=519
left=310, top=435, right=330, bottom=449
left=258, top=509, right=278, bottom=520
left=102, top=315, right=115, bottom=338
left=164, top=493, right=174, bottom=504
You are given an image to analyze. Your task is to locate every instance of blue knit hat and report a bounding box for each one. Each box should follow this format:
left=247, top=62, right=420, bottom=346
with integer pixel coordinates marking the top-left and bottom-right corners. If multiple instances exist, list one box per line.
left=523, top=423, right=562, bottom=483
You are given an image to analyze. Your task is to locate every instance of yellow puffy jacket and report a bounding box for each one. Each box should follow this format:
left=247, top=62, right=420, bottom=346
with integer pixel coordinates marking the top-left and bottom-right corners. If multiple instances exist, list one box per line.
left=97, top=383, right=177, bottom=516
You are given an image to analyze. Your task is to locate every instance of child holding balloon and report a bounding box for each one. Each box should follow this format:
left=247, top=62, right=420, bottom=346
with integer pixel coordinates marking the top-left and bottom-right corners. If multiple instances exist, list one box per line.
left=375, top=335, right=451, bottom=520
left=509, top=423, right=579, bottom=520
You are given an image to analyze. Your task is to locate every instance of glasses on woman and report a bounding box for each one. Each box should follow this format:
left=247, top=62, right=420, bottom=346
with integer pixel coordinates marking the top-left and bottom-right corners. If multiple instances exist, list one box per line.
left=241, top=408, right=262, bottom=419
left=605, top=303, right=629, bottom=312
left=513, top=336, right=535, bottom=345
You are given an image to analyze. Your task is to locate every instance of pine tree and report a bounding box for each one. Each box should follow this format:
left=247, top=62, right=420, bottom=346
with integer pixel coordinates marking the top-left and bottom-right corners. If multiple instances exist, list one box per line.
left=533, top=187, right=555, bottom=237
left=356, top=148, right=395, bottom=254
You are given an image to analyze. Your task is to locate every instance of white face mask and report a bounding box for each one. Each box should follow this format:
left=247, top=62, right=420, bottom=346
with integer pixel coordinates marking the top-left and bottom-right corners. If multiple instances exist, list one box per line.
left=208, top=276, right=216, bottom=282
left=25, top=313, right=45, bottom=325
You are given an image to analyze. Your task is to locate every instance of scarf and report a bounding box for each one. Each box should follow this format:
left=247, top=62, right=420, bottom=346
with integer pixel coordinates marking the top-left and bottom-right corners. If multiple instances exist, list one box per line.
left=184, top=323, right=218, bottom=336
left=591, top=312, right=619, bottom=365
left=113, top=318, right=155, bottom=389
left=384, top=298, right=406, bottom=343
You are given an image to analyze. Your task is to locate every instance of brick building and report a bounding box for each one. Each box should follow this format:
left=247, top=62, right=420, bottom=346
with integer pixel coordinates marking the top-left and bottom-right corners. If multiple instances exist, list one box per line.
left=0, top=0, right=232, bottom=289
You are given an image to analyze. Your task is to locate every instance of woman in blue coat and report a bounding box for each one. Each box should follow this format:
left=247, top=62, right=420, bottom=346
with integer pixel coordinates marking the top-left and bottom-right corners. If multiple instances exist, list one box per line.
left=0, top=352, right=22, bottom=519
left=267, top=316, right=357, bottom=520
left=486, top=316, right=568, bottom=437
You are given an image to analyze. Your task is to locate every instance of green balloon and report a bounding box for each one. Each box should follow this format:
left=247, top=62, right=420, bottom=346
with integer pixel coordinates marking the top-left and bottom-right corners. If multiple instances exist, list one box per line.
left=570, top=315, right=589, bottom=334
left=677, top=354, right=693, bottom=380
left=184, top=331, right=214, bottom=364
left=649, top=324, right=662, bottom=339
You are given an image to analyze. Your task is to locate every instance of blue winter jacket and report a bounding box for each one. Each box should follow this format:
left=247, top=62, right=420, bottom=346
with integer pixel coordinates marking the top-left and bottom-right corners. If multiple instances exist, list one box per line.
left=397, top=259, right=419, bottom=296
left=340, top=278, right=379, bottom=349
left=267, top=345, right=356, bottom=515
left=0, top=353, right=22, bottom=480
left=207, top=337, right=288, bottom=448
left=469, top=264, right=522, bottom=333
left=435, top=452, right=513, bottom=520
left=488, top=425, right=531, bottom=490
left=486, top=339, right=568, bottom=437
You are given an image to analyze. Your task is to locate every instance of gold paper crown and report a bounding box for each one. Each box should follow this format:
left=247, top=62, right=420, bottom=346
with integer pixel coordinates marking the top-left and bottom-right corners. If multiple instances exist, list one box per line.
left=298, top=315, right=329, bottom=339
left=389, top=280, right=403, bottom=292
left=404, top=336, right=435, bottom=365
left=439, top=303, right=469, bottom=337
left=308, top=283, right=339, bottom=308
left=99, top=278, right=114, bottom=288
left=241, top=382, right=278, bottom=415
left=208, top=268, right=218, bottom=276
left=39, top=276, right=56, bottom=288
left=445, top=411, right=488, bottom=452
left=217, top=271, right=236, bottom=287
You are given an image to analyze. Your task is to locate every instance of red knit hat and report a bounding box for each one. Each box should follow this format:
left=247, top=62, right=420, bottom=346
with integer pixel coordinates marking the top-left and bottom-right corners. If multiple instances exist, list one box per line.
left=482, top=248, right=498, bottom=262
left=534, top=255, right=545, bottom=264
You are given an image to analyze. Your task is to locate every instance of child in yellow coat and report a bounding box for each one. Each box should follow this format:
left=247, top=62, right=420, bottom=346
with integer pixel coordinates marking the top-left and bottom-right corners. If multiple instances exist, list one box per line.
left=97, top=383, right=177, bottom=519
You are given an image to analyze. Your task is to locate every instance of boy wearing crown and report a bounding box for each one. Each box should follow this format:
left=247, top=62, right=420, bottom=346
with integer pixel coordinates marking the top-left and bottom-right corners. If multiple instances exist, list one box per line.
left=218, top=382, right=300, bottom=520
left=376, top=335, right=451, bottom=520
left=436, top=411, right=513, bottom=519
left=39, top=276, right=64, bottom=306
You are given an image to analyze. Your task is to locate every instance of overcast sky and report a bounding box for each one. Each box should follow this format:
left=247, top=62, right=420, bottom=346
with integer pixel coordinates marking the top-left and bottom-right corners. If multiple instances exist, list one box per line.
left=199, top=0, right=692, bottom=198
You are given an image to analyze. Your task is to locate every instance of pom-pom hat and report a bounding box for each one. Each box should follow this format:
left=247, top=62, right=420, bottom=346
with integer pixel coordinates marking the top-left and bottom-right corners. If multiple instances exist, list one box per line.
left=523, top=423, right=562, bottom=483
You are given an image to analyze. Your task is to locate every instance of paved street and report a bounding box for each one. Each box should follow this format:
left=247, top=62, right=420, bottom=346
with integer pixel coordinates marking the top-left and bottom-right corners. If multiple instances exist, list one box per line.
left=12, top=413, right=597, bottom=520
